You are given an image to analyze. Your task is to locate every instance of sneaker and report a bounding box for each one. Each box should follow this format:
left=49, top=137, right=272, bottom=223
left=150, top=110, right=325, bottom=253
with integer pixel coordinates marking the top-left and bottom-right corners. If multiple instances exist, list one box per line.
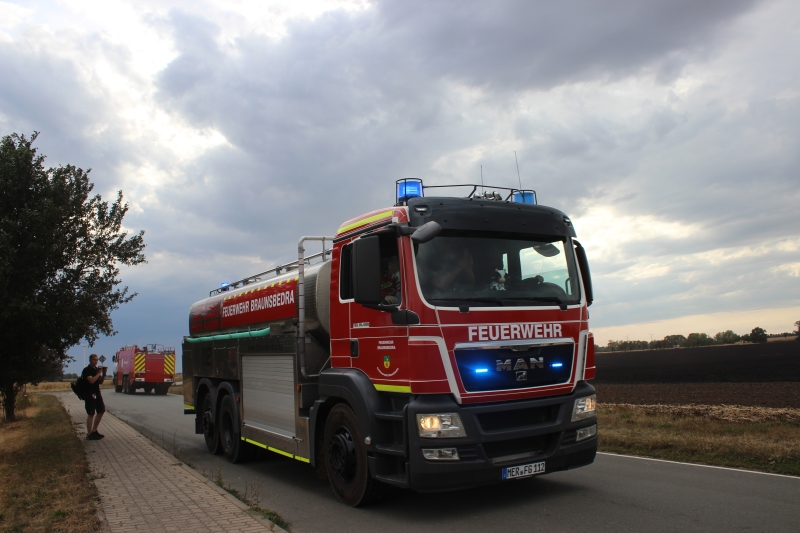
left=95, top=432, right=105, bottom=439
left=87, top=432, right=100, bottom=440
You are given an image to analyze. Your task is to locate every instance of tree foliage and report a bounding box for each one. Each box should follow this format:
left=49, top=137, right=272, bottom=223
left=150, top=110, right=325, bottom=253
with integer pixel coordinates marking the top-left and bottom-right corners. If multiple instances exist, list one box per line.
left=714, top=330, right=741, bottom=344
left=0, top=132, right=146, bottom=420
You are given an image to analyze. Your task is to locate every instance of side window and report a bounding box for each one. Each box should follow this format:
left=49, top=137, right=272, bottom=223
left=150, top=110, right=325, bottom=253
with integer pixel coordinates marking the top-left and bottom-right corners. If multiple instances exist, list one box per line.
left=378, top=234, right=401, bottom=305
left=340, top=243, right=353, bottom=300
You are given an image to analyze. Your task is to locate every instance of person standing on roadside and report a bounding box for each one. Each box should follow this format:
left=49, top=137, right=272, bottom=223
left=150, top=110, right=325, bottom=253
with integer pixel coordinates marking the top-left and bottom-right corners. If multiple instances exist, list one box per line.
left=82, top=353, right=106, bottom=440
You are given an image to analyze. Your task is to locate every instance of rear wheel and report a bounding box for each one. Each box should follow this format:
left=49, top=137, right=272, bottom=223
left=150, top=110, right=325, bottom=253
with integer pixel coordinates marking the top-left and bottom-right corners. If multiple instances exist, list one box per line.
left=155, top=384, right=169, bottom=395
left=323, top=403, right=388, bottom=506
left=125, top=377, right=135, bottom=394
left=201, top=393, right=221, bottom=455
left=219, top=395, right=251, bottom=463
left=144, top=386, right=153, bottom=394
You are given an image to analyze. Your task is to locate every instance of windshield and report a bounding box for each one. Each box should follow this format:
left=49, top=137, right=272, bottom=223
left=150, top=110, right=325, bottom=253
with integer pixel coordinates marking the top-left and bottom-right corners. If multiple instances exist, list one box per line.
left=414, top=231, right=581, bottom=307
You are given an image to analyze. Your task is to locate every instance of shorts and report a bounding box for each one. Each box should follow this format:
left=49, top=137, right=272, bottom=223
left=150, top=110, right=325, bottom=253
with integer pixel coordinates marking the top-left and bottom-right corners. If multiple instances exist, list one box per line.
left=84, top=392, right=106, bottom=415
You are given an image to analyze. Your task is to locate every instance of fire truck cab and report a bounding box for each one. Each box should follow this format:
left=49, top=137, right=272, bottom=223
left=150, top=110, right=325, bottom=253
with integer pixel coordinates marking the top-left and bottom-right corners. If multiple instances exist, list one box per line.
left=183, top=181, right=597, bottom=506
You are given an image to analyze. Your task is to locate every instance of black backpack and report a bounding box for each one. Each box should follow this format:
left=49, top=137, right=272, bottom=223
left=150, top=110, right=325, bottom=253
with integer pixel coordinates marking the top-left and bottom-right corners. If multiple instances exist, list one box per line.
left=70, top=377, right=88, bottom=400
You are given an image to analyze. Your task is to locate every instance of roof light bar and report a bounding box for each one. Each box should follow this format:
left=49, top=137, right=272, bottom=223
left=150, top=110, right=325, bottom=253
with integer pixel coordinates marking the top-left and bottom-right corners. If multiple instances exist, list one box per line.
left=396, top=179, right=424, bottom=205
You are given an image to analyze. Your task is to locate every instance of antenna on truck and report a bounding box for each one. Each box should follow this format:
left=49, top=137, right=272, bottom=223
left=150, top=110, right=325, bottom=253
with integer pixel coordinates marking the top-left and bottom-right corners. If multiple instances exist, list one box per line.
left=515, top=151, right=522, bottom=190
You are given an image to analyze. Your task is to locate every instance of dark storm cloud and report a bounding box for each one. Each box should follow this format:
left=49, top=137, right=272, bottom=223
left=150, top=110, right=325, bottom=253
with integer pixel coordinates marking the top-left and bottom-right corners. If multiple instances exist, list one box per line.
left=376, top=0, right=759, bottom=90
left=151, top=0, right=765, bottom=250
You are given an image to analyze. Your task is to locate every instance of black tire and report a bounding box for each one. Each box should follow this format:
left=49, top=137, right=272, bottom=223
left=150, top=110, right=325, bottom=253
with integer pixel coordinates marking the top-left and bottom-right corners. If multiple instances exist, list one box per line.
left=125, top=376, right=135, bottom=395
left=114, top=374, right=122, bottom=393
left=219, top=395, right=251, bottom=464
left=323, top=403, right=388, bottom=506
left=155, top=384, right=169, bottom=396
left=201, top=393, right=221, bottom=455
left=144, top=386, right=153, bottom=394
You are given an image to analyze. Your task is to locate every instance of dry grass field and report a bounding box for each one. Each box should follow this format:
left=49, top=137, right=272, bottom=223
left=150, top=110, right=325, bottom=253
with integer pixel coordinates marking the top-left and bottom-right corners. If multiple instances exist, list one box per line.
left=598, top=403, right=800, bottom=476
left=0, top=395, right=101, bottom=532
left=26, top=381, right=114, bottom=393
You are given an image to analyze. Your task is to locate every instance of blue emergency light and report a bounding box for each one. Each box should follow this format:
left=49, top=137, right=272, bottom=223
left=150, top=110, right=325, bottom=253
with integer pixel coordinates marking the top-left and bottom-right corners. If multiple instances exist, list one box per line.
left=475, top=368, right=488, bottom=373
left=396, top=179, right=423, bottom=204
left=513, top=191, right=536, bottom=204
left=220, top=282, right=231, bottom=291
left=551, top=362, right=563, bottom=368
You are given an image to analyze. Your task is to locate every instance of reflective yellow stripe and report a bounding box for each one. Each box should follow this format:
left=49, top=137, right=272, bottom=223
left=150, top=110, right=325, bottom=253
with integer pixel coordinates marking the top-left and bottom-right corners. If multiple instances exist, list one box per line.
left=337, top=210, right=393, bottom=234
left=268, top=446, right=294, bottom=458
left=374, top=384, right=412, bottom=393
left=240, top=438, right=310, bottom=463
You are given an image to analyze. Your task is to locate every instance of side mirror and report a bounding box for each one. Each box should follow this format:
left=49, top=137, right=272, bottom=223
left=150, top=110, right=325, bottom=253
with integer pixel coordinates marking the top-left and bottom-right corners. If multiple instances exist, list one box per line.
left=351, top=235, right=382, bottom=305
left=574, top=241, right=594, bottom=306
left=411, top=221, right=442, bottom=244
left=112, top=355, right=116, bottom=363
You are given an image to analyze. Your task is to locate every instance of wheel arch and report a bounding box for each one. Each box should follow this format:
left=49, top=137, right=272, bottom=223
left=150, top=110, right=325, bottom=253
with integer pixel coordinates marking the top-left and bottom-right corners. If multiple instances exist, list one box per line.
left=311, top=368, right=384, bottom=467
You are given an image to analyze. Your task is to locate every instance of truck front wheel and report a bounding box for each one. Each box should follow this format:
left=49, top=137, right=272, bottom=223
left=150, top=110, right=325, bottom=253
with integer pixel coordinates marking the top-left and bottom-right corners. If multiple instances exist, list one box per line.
left=114, top=374, right=122, bottom=393
left=219, top=395, right=250, bottom=464
left=201, top=393, right=221, bottom=455
left=323, top=403, right=387, bottom=506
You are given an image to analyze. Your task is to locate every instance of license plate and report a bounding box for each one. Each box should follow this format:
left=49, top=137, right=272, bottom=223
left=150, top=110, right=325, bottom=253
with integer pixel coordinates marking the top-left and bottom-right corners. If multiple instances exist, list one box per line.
left=502, top=461, right=545, bottom=480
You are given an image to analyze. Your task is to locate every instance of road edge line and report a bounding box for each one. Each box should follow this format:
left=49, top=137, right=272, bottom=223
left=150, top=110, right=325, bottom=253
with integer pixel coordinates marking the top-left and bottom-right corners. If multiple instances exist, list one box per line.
left=597, top=451, right=800, bottom=480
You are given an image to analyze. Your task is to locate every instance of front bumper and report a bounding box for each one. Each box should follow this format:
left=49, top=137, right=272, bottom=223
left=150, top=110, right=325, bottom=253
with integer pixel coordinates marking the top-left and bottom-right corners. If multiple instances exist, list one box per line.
left=404, top=381, right=597, bottom=492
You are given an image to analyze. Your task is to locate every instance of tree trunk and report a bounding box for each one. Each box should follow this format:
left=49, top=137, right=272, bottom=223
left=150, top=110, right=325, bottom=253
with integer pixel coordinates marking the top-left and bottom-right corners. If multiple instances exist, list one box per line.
left=2, top=382, right=17, bottom=421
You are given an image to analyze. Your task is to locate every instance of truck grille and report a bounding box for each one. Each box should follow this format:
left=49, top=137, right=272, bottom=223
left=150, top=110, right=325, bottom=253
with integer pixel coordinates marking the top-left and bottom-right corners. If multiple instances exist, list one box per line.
left=454, top=342, right=575, bottom=392
left=482, top=434, right=553, bottom=463
left=475, top=405, right=559, bottom=432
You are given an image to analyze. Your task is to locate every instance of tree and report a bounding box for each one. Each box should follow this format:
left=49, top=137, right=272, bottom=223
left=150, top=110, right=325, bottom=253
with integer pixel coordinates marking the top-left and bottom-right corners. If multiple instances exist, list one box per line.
left=714, top=330, right=741, bottom=344
left=686, top=333, right=714, bottom=348
left=795, top=320, right=800, bottom=335
left=748, top=327, right=768, bottom=344
left=0, top=133, right=146, bottom=420
left=664, top=334, right=687, bottom=347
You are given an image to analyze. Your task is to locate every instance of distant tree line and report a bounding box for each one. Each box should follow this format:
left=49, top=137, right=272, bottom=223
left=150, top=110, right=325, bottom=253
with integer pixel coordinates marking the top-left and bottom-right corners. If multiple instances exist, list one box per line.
left=597, top=323, right=800, bottom=353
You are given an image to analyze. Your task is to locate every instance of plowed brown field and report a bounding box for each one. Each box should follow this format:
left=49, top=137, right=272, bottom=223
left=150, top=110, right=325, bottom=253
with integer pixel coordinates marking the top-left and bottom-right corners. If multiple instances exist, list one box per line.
left=595, top=382, right=800, bottom=408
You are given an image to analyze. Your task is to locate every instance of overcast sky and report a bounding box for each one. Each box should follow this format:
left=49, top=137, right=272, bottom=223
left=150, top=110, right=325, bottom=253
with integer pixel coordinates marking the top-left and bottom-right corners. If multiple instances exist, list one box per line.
left=1, top=0, right=798, bottom=373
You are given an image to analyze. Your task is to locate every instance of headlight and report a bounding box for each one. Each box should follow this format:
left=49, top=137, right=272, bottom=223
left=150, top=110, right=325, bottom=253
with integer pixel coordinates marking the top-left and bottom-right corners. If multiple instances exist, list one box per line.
left=416, top=413, right=467, bottom=438
left=571, top=394, right=597, bottom=421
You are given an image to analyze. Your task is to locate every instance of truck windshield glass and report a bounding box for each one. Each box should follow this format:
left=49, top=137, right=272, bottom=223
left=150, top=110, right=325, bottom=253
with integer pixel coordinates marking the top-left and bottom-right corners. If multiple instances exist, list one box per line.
left=414, top=231, right=580, bottom=307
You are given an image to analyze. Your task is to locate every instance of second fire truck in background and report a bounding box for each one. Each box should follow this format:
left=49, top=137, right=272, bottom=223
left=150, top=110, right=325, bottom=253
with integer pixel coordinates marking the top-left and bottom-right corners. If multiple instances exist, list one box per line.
left=113, top=344, right=176, bottom=395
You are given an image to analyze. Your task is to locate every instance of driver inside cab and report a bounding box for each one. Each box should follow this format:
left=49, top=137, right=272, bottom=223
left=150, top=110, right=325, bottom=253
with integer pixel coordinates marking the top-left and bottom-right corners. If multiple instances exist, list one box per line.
left=430, top=240, right=475, bottom=291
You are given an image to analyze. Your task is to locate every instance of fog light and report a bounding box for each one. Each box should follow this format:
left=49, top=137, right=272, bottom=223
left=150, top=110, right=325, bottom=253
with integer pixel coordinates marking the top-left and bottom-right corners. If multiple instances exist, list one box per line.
left=422, top=448, right=460, bottom=461
left=416, top=413, right=467, bottom=438
left=572, top=394, right=597, bottom=421
left=576, top=425, right=597, bottom=442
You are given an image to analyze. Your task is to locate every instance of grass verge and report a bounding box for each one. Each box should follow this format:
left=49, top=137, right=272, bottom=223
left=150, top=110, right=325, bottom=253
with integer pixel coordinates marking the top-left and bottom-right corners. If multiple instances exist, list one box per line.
left=213, top=464, right=291, bottom=531
left=0, top=394, right=101, bottom=532
left=598, top=403, right=800, bottom=476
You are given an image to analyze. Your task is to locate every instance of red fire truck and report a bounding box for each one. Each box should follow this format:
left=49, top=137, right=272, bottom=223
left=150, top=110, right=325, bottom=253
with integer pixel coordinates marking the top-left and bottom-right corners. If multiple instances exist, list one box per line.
left=113, top=344, right=176, bottom=395
left=183, top=181, right=597, bottom=506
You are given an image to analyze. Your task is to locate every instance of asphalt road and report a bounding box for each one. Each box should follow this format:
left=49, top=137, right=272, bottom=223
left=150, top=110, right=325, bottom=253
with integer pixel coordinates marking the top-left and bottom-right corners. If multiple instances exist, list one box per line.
left=89, top=391, right=800, bottom=533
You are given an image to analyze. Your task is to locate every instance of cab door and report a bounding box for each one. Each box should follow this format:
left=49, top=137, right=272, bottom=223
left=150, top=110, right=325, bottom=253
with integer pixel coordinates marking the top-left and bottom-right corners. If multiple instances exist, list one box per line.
left=347, top=232, right=410, bottom=389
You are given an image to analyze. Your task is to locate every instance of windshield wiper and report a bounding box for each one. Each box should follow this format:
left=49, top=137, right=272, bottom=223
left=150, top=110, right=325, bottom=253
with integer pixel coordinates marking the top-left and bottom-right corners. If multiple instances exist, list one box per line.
left=436, top=297, right=505, bottom=306
left=503, top=296, right=568, bottom=310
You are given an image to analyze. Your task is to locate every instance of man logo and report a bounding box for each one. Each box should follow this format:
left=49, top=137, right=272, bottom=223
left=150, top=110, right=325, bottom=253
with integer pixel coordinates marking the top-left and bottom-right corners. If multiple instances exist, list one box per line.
left=516, top=371, right=527, bottom=381
left=497, top=357, right=544, bottom=371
